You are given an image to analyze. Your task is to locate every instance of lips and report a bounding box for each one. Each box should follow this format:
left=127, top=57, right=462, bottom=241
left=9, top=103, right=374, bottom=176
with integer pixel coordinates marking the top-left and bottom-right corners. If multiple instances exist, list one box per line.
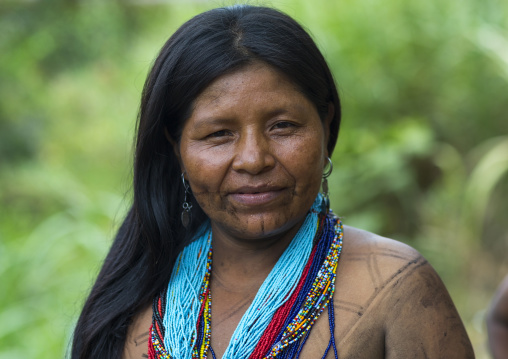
left=232, top=185, right=284, bottom=194
left=227, top=185, right=287, bottom=206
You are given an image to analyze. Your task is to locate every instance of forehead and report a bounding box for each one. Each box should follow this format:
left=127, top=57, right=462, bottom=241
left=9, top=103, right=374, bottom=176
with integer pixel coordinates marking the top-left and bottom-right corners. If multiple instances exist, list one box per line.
left=191, top=63, right=305, bottom=111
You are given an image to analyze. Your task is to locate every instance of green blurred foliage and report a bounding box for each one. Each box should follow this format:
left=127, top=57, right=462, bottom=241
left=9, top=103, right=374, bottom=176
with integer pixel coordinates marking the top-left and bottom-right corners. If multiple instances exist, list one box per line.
left=0, top=0, right=507, bottom=357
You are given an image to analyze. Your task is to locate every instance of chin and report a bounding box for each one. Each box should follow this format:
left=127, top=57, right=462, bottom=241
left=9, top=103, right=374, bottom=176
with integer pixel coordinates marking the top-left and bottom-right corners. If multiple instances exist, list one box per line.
left=232, top=213, right=303, bottom=240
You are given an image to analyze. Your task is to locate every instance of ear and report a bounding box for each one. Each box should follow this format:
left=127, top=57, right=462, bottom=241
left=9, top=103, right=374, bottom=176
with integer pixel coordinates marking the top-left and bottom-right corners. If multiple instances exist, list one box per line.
left=323, top=102, right=334, bottom=157
left=164, top=127, right=185, bottom=173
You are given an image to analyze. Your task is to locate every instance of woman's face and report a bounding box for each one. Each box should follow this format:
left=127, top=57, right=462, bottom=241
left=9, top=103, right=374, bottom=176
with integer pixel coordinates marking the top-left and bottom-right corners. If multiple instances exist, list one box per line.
left=178, top=63, right=330, bottom=242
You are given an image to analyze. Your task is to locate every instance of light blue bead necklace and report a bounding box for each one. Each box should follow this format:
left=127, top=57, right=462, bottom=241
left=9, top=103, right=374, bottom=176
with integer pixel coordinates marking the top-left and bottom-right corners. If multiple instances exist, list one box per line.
left=162, top=196, right=323, bottom=359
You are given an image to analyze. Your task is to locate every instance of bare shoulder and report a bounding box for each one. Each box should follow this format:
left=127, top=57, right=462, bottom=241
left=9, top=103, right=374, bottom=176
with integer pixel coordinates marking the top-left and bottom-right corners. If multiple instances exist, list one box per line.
left=339, top=225, right=457, bottom=306
left=342, top=224, right=420, bottom=257
left=122, top=303, right=153, bottom=359
left=338, top=225, right=424, bottom=290
left=327, top=225, right=474, bottom=358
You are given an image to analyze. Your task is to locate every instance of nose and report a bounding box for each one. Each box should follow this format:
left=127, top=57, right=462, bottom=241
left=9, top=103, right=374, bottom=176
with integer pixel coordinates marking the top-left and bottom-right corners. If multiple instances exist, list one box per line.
left=231, top=130, right=275, bottom=174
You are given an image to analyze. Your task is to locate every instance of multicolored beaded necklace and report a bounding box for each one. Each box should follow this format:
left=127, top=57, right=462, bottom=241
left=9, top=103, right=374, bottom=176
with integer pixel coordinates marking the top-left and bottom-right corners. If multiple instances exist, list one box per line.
left=149, top=199, right=343, bottom=359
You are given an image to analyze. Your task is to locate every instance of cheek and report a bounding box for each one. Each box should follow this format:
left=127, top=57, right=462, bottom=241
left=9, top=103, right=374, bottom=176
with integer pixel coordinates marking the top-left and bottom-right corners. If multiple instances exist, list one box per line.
left=180, top=145, right=232, bottom=214
left=278, top=136, right=325, bottom=194
left=182, top=144, right=228, bottom=187
left=294, top=159, right=323, bottom=200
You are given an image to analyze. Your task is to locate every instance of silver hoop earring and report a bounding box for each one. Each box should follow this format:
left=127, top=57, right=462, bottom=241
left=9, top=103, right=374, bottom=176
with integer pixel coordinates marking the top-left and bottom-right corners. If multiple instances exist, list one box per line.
left=323, top=157, right=333, bottom=179
left=181, top=173, right=192, bottom=228
left=321, top=157, right=333, bottom=214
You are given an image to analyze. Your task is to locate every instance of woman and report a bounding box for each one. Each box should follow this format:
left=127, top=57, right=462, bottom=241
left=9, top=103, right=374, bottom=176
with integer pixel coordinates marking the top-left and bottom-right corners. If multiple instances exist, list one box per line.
left=72, top=5, right=474, bottom=359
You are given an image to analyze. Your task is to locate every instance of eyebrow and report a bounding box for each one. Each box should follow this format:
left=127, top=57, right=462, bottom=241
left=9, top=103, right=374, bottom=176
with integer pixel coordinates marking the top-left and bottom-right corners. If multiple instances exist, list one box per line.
left=191, top=105, right=308, bottom=128
left=190, top=117, right=235, bottom=131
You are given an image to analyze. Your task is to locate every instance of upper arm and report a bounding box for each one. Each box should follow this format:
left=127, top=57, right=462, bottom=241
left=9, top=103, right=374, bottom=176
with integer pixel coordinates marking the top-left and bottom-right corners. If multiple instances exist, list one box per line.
left=382, top=259, right=474, bottom=358
left=122, top=304, right=153, bottom=359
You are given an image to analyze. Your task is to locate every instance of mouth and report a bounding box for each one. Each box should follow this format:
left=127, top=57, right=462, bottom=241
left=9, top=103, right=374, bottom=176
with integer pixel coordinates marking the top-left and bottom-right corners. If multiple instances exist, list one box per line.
left=232, top=185, right=284, bottom=194
left=228, top=186, right=287, bottom=206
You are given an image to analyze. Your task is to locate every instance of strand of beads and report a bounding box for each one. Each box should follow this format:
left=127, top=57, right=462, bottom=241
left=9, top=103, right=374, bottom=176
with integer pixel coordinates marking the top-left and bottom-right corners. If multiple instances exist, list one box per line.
left=163, top=231, right=212, bottom=357
left=262, top=214, right=334, bottom=359
left=151, top=233, right=213, bottom=359
left=151, top=293, right=170, bottom=359
left=264, top=216, right=343, bottom=358
left=248, top=214, right=328, bottom=359
left=193, top=245, right=213, bottom=358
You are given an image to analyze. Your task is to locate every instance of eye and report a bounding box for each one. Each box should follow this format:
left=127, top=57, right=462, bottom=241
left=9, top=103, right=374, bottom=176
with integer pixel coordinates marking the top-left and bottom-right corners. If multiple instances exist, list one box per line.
left=271, top=121, right=301, bottom=133
left=272, top=121, right=296, bottom=130
left=207, top=129, right=231, bottom=138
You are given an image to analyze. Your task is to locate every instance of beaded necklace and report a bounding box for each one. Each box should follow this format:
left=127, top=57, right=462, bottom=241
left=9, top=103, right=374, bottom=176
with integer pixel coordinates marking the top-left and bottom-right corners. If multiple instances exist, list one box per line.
left=149, top=197, right=343, bottom=359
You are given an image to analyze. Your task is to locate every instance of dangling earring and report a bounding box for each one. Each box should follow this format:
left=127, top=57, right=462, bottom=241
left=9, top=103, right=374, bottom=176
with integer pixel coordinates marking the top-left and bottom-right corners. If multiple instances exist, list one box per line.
left=321, top=157, right=333, bottom=215
left=181, top=173, right=192, bottom=228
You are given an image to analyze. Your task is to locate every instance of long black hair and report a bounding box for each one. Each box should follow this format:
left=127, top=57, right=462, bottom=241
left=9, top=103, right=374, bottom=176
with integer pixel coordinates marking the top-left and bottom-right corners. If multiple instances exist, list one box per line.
left=71, top=5, right=341, bottom=358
